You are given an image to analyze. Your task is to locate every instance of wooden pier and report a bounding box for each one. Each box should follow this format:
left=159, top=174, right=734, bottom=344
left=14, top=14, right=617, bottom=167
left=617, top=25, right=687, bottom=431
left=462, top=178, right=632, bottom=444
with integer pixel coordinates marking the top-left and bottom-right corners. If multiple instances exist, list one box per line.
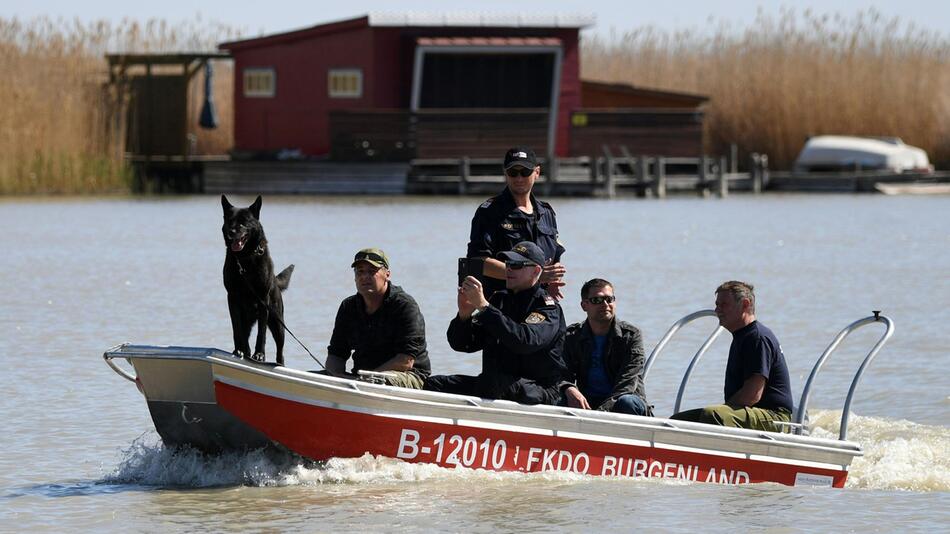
left=407, top=151, right=769, bottom=197
left=134, top=153, right=947, bottom=197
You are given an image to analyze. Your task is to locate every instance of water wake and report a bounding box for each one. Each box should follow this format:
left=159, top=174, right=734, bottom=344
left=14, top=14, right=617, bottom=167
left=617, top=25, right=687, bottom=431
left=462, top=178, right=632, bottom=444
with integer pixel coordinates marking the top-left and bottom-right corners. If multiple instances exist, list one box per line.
left=808, top=410, right=950, bottom=492
left=102, top=433, right=585, bottom=489
left=104, top=413, right=949, bottom=492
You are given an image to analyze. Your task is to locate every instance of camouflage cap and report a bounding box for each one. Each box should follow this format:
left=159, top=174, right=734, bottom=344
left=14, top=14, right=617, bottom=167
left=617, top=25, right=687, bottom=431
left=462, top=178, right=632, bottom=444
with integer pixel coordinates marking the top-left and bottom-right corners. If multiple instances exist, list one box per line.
left=352, top=248, right=390, bottom=269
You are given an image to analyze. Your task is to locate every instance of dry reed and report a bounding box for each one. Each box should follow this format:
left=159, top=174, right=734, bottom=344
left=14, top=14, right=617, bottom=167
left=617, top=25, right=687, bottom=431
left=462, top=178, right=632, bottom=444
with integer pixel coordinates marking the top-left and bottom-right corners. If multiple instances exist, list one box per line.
left=0, top=15, right=239, bottom=194
left=2, top=9, right=947, bottom=195
left=581, top=7, right=950, bottom=168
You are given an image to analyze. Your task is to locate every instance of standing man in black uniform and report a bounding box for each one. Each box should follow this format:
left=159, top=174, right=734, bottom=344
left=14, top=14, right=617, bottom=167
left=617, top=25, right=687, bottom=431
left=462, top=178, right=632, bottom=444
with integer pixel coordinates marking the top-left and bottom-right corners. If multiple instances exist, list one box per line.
left=425, top=242, right=567, bottom=405
left=467, top=147, right=567, bottom=299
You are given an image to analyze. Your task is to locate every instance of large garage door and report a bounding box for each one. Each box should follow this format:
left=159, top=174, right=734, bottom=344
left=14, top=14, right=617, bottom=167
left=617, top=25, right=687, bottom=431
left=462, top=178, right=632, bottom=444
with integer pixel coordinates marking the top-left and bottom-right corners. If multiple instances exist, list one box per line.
left=418, top=53, right=555, bottom=108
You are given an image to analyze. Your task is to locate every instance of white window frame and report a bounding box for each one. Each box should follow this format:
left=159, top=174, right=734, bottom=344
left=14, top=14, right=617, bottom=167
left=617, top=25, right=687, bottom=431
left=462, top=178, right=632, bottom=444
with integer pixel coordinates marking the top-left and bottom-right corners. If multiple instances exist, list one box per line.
left=243, top=68, right=275, bottom=98
left=328, top=68, right=363, bottom=98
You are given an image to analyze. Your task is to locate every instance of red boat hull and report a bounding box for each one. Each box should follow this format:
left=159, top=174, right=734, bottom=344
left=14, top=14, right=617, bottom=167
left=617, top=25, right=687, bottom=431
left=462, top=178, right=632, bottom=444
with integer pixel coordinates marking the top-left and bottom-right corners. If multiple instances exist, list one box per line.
left=215, top=381, right=848, bottom=487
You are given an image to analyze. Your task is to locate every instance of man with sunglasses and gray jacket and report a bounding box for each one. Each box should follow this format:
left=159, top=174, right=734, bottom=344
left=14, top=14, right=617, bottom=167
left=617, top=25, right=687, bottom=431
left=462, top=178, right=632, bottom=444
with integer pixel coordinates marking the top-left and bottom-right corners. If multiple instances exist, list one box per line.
left=464, top=147, right=567, bottom=300
left=558, top=278, right=652, bottom=416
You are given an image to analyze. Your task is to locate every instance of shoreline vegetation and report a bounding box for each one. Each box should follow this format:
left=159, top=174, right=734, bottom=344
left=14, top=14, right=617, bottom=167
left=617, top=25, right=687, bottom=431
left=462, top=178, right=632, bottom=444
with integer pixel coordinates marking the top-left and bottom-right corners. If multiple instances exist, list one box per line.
left=1, top=8, right=947, bottom=194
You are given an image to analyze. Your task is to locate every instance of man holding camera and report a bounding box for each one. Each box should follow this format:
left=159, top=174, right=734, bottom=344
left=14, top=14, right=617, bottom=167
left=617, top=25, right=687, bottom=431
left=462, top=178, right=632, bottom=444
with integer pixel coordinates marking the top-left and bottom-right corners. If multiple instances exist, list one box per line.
left=425, top=242, right=568, bottom=405
left=464, top=147, right=567, bottom=300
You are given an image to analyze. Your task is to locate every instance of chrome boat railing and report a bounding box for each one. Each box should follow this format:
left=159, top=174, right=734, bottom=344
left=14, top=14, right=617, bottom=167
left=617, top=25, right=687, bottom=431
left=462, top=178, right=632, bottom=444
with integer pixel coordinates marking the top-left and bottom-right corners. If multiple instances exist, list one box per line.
left=795, top=311, right=895, bottom=440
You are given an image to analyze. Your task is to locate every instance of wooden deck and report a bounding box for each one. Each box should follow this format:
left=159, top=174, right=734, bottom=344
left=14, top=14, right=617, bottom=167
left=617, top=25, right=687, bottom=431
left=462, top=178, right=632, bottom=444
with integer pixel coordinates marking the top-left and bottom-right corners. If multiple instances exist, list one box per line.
left=202, top=161, right=409, bottom=195
left=407, top=154, right=762, bottom=197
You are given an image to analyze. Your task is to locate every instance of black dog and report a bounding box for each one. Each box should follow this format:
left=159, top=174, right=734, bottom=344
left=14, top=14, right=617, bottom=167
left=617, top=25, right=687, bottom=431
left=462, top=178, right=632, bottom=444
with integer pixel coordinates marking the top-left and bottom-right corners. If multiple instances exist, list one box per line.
left=221, top=195, right=294, bottom=365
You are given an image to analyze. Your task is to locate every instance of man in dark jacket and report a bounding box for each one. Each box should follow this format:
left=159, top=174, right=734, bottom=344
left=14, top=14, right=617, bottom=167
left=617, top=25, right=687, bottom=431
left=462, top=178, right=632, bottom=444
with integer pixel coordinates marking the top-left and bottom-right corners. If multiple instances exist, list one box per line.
left=559, top=278, right=651, bottom=416
left=425, top=241, right=567, bottom=405
left=326, top=248, right=430, bottom=388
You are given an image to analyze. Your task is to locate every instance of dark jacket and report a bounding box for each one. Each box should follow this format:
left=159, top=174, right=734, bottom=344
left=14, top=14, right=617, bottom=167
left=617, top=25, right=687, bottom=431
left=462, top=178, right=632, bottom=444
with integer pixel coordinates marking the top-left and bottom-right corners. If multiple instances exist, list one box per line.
left=447, top=283, right=567, bottom=396
left=467, top=187, right=565, bottom=296
left=327, top=284, right=430, bottom=379
left=559, top=319, right=651, bottom=414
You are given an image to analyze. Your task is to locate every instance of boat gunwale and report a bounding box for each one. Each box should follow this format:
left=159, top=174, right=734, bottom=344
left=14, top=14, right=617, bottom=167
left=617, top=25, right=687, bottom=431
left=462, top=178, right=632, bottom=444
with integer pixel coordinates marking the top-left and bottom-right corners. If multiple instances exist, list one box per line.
left=106, top=344, right=863, bottom=461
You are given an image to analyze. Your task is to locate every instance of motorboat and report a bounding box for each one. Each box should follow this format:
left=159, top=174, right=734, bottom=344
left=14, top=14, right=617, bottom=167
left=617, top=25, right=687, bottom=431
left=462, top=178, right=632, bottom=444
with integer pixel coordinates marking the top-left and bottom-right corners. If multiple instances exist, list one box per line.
left=104, top=311, right=893, bottom=487
left=794, top=136, right=933, bottom=174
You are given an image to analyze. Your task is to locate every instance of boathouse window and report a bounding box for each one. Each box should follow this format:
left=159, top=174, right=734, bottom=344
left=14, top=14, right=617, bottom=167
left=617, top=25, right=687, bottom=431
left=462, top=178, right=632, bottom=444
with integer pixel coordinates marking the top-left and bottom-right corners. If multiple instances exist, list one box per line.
left=328, top=69, right=363, bottom=98
left=243, top=68, right=275, bottom=98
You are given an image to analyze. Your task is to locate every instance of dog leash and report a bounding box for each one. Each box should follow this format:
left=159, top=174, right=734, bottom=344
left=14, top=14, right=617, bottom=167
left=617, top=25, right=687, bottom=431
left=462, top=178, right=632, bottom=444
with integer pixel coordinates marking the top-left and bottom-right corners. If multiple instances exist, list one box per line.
left=235, top=257, right=326, bottom=370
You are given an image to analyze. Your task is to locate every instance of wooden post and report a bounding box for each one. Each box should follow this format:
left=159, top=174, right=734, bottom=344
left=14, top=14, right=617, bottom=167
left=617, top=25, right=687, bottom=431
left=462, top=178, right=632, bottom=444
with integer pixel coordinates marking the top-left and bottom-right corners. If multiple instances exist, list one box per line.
left=459, top=156, right=470, bottom=195
left=717, top=156, right=728, bottom=198
left=602, top=145, right=616, bottom=198
left=605, top=157, right=616, bottom=198
left=751, top=153, right=762, bottom=194
left=730, top=143, right=738, bottom=173
left=654, top=156, right=667, bottom=199
left=545, top=153, right=558, bottom=196
left=636, top=155, right=649, bottom=198
left=590, top=155, right=599, bottom=186
left=698, top=155, right=709, bottom=198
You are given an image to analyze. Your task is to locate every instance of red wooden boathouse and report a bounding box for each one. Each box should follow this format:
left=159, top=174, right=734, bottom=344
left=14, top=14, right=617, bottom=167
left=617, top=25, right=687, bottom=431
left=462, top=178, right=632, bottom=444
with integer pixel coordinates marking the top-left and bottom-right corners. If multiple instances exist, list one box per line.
left=219, top=13, right=708, bottom=164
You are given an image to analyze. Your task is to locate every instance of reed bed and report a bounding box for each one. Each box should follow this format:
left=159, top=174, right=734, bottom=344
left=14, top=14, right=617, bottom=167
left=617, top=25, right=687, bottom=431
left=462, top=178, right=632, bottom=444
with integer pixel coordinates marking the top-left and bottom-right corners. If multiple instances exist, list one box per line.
left=2, top=9, right=947, bottom=194
left=0, top=16, right=238, bottom=194
left=581, top=8, right=950, bottom=169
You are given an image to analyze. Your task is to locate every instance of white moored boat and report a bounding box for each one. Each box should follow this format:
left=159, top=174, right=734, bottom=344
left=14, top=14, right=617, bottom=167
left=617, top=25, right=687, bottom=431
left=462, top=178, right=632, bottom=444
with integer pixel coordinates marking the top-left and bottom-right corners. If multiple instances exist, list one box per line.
left=104, top=311, right=893, bottom=488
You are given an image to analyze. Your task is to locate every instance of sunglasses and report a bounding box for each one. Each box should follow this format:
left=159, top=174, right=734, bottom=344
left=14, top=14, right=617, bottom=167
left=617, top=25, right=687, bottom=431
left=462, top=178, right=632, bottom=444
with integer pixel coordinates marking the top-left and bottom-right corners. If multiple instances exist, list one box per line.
left=585, top=295, right=616, bottom=305
left=505, top=167, right=534, bottom=178
left=505, top=261, right=535, bottom=270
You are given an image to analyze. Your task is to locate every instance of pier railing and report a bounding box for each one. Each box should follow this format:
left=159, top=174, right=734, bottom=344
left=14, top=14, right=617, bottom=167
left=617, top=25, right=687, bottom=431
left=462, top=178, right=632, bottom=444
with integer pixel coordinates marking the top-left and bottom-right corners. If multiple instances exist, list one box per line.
left=407, top=148, right=770, bottom=197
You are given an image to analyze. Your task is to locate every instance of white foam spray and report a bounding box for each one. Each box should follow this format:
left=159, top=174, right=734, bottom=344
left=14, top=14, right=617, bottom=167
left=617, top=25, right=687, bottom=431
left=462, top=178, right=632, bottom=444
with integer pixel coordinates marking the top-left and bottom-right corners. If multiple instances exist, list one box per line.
left=807, top=409, right=950, bottom=491
left=106, top=413, right=949, bottom=492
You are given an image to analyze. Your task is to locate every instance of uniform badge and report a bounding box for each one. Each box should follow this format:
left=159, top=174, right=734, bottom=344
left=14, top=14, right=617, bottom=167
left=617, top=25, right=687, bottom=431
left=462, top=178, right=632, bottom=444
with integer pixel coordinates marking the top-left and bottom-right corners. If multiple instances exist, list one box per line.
left=501, top=222, right=514, bottom=230
left=480, top=199, right=493, bottom=209
left=544, top=296, right=555, bottom=306
left=525, top=312, right=547, bottom=324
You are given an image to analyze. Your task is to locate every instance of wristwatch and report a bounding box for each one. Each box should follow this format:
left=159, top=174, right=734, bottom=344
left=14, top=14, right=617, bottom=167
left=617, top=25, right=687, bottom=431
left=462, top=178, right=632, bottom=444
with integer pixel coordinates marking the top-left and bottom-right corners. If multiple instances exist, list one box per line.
left=470, top=306, right=485, bottom=323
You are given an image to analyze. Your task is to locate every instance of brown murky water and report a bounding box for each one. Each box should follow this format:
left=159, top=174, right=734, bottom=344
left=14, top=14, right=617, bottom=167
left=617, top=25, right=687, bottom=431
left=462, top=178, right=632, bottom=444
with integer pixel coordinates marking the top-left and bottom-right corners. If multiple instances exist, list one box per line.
left=2, top=194, right=948, bottom=531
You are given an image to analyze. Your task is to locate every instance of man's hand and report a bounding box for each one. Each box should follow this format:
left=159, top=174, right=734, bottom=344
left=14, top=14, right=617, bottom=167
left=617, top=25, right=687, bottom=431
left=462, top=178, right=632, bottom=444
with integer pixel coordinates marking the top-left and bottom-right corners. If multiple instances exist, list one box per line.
left=458, top=276, right=488, bottom=319
left=326, top=354, right=349, bottom=378
left=541, top=262, right=566, bottom=300
left=564, top=386, right=591, bottom=409
left=540, top=262, right=566, bottom=284
left=727, top=374, right=766, bottom=408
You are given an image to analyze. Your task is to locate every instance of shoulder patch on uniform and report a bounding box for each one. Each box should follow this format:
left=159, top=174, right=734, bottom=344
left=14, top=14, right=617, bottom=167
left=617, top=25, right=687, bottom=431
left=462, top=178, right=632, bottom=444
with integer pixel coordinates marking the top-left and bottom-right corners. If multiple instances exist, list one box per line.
left=479, top=199, right=494, bottom=209
left=525, top=311, right=547, bottom=324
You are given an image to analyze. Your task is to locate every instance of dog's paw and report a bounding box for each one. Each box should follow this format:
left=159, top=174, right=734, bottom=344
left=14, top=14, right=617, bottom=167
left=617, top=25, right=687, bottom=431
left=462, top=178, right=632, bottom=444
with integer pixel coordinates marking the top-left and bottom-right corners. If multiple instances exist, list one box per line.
left=250, top=352, right=266, bottom=363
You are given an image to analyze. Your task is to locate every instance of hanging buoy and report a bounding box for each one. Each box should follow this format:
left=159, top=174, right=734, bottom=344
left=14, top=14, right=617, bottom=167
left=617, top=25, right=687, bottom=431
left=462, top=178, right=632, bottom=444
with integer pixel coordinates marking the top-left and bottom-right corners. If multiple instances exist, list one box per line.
left=199, top=61, right=218, bottom=129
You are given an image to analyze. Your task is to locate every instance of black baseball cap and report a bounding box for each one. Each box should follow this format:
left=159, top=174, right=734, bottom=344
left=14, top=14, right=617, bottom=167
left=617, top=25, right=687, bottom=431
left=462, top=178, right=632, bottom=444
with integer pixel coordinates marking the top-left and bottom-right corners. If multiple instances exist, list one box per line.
left=497, top=241, right=545, bottom=267
left=503, top=147, right=538, bottom=170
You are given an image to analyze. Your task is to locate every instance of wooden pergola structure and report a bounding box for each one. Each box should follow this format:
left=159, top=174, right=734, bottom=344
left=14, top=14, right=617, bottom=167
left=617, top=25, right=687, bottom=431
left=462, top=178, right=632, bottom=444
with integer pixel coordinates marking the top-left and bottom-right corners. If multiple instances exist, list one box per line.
left=106, top=52, right=231, bottom=162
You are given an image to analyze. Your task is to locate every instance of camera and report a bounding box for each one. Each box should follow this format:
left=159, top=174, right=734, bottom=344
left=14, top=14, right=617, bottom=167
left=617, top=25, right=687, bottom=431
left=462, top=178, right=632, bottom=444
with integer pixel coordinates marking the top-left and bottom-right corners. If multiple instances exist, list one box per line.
left=457, top=257, right=484, bottom=286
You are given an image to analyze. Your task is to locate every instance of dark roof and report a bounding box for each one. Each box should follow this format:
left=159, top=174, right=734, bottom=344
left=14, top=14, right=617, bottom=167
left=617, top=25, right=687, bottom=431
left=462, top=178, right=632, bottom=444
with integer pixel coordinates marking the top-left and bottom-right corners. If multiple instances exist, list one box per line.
left=581, top=80, right=709, bottom=106
left=219, top=13, right=594, bottom=52
left=106, top=52, right=231, bottom=66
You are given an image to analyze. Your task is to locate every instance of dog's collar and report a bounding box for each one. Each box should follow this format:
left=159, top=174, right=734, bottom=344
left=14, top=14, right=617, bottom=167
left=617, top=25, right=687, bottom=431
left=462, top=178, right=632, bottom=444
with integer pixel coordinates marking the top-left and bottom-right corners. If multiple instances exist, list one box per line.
left=234, top=239, right=267, bottom=275
left=254, top=239, right=267, bottom=256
